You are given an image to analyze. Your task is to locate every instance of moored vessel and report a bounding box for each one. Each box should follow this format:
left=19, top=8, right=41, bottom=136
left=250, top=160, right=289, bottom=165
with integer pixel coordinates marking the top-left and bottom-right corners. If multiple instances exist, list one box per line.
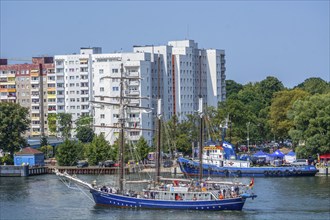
left=178, top=141, right=318, bottom=177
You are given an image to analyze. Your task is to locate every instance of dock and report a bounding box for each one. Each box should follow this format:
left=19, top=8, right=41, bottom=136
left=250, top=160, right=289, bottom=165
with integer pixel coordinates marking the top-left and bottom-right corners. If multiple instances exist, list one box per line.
left=0, top=165, right=131, bottom=177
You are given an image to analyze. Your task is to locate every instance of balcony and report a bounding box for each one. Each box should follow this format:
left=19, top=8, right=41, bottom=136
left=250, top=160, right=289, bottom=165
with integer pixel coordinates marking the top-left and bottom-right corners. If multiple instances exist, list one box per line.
left=127, top=117, right=140, bottom=123
left=47, top=87, right=56, bottom=91
left=32, top=131, right=40, bottom=136
left=47, top=94, right=56, bottom=99
left=31, top=72, right=39, bottom=77
left=31, top=108, right=40, bottom=113
left=6, top=80, right=15, bottom=85
left=128, top=135, right=140, bottom=141
left=7, top=88, right=16, bottom=92
left=128, top=80, right=139, bottom=86
left=128, top=90, right=140, bottom=96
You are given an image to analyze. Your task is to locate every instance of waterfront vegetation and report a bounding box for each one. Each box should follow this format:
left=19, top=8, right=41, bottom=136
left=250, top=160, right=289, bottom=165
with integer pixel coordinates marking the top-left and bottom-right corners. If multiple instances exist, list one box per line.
left=0, top=76, right=329, bottom=165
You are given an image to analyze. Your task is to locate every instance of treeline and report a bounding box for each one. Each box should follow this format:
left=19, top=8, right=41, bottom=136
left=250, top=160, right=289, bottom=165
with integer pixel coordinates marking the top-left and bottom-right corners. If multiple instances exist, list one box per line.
left=0, top=76, right=329, bottom=165
left=161, top=77, right=330, bottom=159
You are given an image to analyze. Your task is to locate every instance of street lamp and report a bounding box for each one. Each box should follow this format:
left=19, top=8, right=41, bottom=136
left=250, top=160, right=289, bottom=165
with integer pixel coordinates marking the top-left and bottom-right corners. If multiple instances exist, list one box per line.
left=247, top=122, right=250, bottom=153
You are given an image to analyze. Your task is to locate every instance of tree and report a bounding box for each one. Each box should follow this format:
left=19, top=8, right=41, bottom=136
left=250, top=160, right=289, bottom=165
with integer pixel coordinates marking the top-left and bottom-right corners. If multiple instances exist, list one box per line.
left=57, top=113, right=72, bottom=139
left=86, top=133, right=112, bottom=165
left=226, top=80, right=243, bottom=99
left=258, top=76, right=285, bottom=106
left=39, top=145, right=53, bottom=159
left=135, top=137, right=150, bottom=162
left=40, top=135, right=48, bottom=147
left=47, top=113, right=57, bottom=135
left=75, top=115, right=94, bottom=143
left=217, top=98, right=254, bottom=145
left=56, top=139, right=84, bottom=166
left=295, top=77, right=330, bottom=95
left=288, top=93, right=330, bottom=158
left=268, top=89, right=309, bottom=142
left=0, top=102, right=30, bottom=159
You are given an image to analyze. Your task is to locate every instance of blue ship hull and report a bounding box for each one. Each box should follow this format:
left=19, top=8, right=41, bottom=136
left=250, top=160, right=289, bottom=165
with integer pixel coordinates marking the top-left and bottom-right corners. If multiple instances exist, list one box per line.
left=178, top=158, right=318, bottom=177
left=90, top=189, right=248, bottom=211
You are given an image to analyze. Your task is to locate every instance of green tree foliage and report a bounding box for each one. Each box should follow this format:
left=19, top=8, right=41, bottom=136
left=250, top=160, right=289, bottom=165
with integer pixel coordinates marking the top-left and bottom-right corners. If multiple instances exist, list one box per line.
left=225, top=80, right=243, bottom=99
left=86, top=133, right=112, bottom=165
left=75, top=115, right=94, bottom=143
left=135, top=137, right=150, bottom=161
left=56, top=139, right=84, bottom=166
left=162, top=115, right=179, bottom=153
left=217, top=98, right=254, bottom=144
left=237, top=82, right=264, bottom=114
left=295, top=77, right=330, bottom=95
left=47, top=113, right=57, bottom=134
left=57, top=113, right=72, bottom=139
left=258, top=76, right=285, bottom=106
left=40, top=135, right=48, bottom=147
left=0, top=102, right=30, bottom=158
left=39, top=145, right=53, bottom=159
left=288, top=93, right=330, bottom=158
left=1, top=154, right=13, bottom=165
left=269, top=89, right=309, bottom=141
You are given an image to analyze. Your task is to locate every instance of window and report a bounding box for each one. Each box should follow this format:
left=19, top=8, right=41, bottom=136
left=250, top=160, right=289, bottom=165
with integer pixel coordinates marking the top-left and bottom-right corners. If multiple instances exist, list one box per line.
left=112, top=68, right=118, bottom=73
left=101, top=114, right=105, bottom=119
left=99, top=69, right=104, bottom=74
left=112, top=87, right=119, bottom=91
left=100, top=87, right=104, bottom=92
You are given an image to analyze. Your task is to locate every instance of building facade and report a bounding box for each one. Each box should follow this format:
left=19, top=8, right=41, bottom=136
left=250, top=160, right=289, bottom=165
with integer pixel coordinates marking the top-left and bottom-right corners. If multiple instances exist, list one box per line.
left=0, top=57, right=55, bottom=137
left=2, top=39, right=225, bottom=146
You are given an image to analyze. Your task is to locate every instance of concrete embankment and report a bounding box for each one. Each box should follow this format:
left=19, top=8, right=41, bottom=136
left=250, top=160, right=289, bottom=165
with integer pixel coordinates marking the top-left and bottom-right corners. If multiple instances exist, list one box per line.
left=316, top=167, right=329, bottom=176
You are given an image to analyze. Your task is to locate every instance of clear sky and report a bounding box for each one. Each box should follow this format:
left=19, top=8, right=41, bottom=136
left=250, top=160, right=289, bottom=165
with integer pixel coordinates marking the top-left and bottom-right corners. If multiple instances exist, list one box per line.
left=1, top=1, right=329, bottom=88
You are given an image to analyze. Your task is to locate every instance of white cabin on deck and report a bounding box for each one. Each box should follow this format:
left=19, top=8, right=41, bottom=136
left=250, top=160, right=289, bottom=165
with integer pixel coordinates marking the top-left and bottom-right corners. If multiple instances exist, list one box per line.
left=202, top=144, right=251, bottom=168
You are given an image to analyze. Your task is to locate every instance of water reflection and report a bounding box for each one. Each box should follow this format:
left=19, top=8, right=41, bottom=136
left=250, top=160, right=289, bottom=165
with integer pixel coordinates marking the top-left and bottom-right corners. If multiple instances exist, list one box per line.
left=1, top=174, right=329, bottom=220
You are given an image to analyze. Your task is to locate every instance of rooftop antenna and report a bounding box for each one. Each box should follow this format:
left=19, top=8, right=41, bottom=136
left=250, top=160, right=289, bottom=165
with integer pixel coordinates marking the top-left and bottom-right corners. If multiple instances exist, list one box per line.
left=187, top=24, right=190, bottom=40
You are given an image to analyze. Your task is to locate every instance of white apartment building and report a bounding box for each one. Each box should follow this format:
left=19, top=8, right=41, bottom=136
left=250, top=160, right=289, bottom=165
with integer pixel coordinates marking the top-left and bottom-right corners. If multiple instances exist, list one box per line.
left=92, top=52, right=154, bottom=146
left=53, top=40, right=225, bottom=145
left=54, top=48, right=100, bottom=135
left=133, top=40, right=226, bottom=122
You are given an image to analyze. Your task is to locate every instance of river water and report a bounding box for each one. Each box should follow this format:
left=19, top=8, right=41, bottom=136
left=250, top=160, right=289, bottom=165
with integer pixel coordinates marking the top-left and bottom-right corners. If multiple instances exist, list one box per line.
left=0, top=174, right=329, bottom=220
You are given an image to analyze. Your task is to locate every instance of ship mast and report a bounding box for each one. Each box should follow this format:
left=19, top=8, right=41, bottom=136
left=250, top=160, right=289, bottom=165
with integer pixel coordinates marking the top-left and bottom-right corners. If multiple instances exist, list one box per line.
left=156, top=53, right=162, bottom=184
left=118, top=63, right=125, bottom=193
left=92, top=62, right=151, bottom=194
left=198, top=51, right=203, bottom=183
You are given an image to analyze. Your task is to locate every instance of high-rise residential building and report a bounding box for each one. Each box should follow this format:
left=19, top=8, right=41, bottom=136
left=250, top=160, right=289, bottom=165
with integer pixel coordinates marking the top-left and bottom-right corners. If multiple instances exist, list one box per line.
left=0, top=57, right=55, bottom=137
left=53, top=40, right=225, bottom=145
left=133, top=40, right=226, bottom=122
left=3, top=39, right=225, bottom=145
left=55, top=48, right=155, bottom=145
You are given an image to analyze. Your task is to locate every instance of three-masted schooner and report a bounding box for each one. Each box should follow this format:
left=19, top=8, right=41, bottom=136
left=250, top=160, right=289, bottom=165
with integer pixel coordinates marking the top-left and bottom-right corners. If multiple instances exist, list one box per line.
left=55, top=61, right=257, bottom=211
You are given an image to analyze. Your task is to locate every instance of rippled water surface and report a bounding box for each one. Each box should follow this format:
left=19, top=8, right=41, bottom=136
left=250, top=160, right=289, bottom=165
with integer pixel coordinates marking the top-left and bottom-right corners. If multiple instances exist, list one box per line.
left=1, top=174, right=329, bottom=220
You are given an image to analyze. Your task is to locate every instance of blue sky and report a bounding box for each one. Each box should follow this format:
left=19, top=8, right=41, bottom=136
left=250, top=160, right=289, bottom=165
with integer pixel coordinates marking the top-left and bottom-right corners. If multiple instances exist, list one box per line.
left=1, top=1, right=329, bottom=88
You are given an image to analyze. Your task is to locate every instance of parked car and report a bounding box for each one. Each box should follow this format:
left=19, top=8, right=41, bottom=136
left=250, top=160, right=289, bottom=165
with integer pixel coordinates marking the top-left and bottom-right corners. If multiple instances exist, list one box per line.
left=77, top=161, right=89, bottom=168
left=163, top=160, right=173, bottom=168
left=291, top=159, right=308, bottom=166
left=104, top=160, right=116, bottom=167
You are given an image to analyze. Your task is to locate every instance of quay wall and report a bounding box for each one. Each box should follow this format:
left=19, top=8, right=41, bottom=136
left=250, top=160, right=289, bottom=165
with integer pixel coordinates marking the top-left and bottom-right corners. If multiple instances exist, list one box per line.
left=0, top=165, right=29, bottom=177
left=0, top=165, right=130, bottom=176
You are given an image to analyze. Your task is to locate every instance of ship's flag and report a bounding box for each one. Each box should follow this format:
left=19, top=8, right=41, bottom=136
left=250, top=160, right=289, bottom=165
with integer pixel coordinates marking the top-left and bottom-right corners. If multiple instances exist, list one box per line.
left=249, top=178, right=254, bottom=189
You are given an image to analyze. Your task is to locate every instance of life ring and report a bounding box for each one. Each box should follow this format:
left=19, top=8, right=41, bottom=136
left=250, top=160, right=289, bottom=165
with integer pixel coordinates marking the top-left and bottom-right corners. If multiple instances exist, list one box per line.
left=272, top=171, right=277, bottom=175
left=297, top=170, right=302, bottom=175
left=285, top=170, right=290, bottom=176
left=223, top=170, right=229, bottom=176
left=293, top=170, right=297, bottom=175
left=277, top=171, right=282, bottom=176
left=264, top=171, right=268, bottom=176
left=236, top=170, right=242, bottom=176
